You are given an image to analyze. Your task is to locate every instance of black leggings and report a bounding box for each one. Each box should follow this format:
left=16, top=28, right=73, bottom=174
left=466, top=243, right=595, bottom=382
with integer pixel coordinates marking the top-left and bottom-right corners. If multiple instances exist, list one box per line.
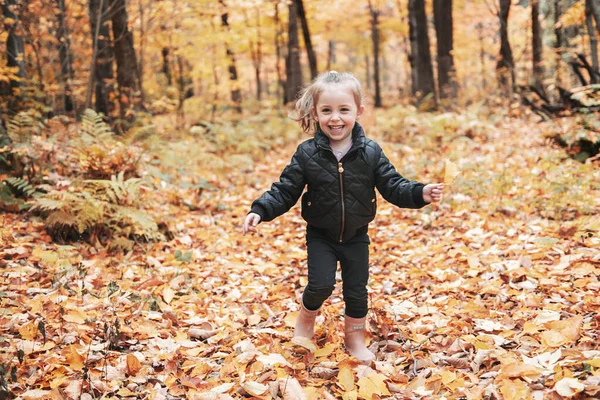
left=302, top=226, right=370, bottom=318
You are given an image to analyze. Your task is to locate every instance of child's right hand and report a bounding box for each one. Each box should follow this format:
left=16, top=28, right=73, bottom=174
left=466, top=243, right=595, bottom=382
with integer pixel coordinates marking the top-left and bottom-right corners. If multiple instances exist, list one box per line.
left=243, top=212, right=261, bottom=235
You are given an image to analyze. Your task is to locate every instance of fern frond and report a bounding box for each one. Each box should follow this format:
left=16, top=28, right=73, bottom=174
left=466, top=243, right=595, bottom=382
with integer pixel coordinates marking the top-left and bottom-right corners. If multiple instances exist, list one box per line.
left=4, top=177, right=35, bottom=197
left=46, top=211, right=77, bottom=227
left=32, top=197, right=68, bottom=212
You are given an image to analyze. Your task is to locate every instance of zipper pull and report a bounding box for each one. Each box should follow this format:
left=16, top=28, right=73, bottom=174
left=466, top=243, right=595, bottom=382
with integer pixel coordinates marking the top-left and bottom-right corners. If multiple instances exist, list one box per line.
left=338, top=162, right=344, bottom=173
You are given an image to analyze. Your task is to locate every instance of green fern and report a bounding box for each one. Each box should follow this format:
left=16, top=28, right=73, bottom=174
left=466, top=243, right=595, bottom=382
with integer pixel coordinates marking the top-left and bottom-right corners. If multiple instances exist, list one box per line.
left=4, top=177, right=35, bottom=197
left=6, top=111, right=41, bottom=142
left=84, top=171, right=144, bottom=206
left=80, top=109, right=113, bottom=144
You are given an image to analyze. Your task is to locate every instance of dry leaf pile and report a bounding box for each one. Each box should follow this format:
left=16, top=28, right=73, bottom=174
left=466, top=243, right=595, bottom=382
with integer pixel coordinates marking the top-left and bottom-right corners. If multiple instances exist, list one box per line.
left=1, top=107, right=599, bottom=399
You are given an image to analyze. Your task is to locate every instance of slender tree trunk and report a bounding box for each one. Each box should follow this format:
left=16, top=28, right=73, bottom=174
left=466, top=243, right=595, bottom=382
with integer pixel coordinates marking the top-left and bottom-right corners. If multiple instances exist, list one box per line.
left=295, top=0, right=317, bottom=79
left=408, top=0, right=436, bottom=103
left=244, top=7, right=263, bottom=101
left=162, top=48, right=171, bottom=85
left=109, top=0, right=142, bottom=121
left=477, top=23, right=487, bottom=90
left=1, top=0, right=26, bottom=107
left=55, top=0, right=75, bottom=113
left=87, top=0, right=113, bottom=116
left=327, top=40, right=336, bottom=70
left=532, top=0, right=544, bottom=88
left=589, top=0, right=600, bottom=36
left=365, top=54, right=371, bottom=92
left=137, top=0, right=150, bottom=105
left=274, top=1, right=285, bottom=104
left=286, top=0, right=302, bottom=103
left=433, top=0, right=456, bottom=98
left=586, top=0, right=599, bottom=81
left=219, top=0, right=242, bottom=113
left=497, top=0, right=514, bottom=93
left=368, top=2, right=382, bottom=107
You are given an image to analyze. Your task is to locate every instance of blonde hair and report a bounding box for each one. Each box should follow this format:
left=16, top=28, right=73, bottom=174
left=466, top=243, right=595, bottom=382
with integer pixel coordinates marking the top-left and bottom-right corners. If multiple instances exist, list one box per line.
left=292, top=71, right=364, bottom=134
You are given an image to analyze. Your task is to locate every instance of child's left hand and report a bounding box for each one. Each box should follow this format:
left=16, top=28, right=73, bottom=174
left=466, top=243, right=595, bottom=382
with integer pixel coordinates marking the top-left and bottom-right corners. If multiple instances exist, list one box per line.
left=423, top=183, right=444, bottom=203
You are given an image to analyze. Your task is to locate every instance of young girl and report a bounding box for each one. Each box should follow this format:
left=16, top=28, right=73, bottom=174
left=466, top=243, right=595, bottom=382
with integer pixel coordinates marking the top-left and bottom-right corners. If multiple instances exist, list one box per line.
left=243, top=71, right=443, bottom=363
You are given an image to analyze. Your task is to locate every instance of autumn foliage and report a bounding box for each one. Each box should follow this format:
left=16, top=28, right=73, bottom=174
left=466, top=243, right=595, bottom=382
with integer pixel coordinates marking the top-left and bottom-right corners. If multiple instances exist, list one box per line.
left=0, top=103, right=599, bottom=399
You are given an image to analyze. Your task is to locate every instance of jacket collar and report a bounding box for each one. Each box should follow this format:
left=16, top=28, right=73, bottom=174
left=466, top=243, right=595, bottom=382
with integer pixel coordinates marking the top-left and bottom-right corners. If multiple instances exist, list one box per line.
left=314, top=122, right=367, bottom=151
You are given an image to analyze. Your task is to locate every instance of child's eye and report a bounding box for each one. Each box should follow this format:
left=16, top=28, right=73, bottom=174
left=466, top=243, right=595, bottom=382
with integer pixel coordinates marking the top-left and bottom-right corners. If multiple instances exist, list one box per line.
left=322, top=108, right=331, bottom=113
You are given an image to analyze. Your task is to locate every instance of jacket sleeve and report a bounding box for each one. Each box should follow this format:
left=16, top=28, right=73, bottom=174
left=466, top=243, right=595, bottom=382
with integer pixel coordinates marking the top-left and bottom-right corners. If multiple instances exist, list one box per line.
left=372, top=142, right=428, bottom=209
left=250, top=145, right=306, bottom=222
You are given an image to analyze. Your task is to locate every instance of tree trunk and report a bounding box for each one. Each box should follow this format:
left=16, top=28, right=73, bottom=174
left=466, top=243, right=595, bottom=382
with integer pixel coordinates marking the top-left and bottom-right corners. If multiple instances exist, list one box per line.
left=219, top=0, right=242, bottom=113
left=244, top=7, right=263, bottom=101
left=433, top=0, right=455, bottom=98
left=368, top=2, right=382, bottom=107
left=589, top=0, right=600, bottom=36
left=532, top=0, right=544, bottom=88
left=162, top=47, right=171, bottom=85
left=497, top=0, right=514, bottom=93
left=1, top=0, right=26, bottom=107
left=408, top=0, right=436, bottom=102
left=55, top=0, right=75, bottom=113
left=274, top=1, right=285, bottom=104
left=109, top=0, right=142, bottom=121
left=327, top=40, right=336, bottom=71
left=87, top=0, right=113, bottom=116
left=586, top=0, right=599, bottom=81
left=286, top=0, right=302, bottom=103
left=295, top=0, right=317, bottom=80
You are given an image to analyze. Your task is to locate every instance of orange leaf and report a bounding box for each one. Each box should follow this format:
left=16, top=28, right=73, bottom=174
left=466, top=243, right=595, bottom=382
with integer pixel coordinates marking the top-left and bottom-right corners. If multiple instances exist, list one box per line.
left=126, top=353, right=142, bottom=376
left=64, top=345, right=85, bottom=371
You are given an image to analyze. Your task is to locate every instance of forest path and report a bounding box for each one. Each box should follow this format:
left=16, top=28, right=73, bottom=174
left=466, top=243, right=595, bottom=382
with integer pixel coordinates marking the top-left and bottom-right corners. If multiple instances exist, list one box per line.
left=3, top=110, right=600, bottom=399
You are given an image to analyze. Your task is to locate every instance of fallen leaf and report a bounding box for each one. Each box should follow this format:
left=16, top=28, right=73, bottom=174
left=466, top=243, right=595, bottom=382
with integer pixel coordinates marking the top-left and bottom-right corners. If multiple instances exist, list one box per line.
left=278, top=377, right=307, bottom=400
left=126, top=353, right=142, bottom=375
left=555, top=377, right=585, bottom=397
left=444, top=159, right=460, bottom=185
left=357, top=373, right=391, bottom=399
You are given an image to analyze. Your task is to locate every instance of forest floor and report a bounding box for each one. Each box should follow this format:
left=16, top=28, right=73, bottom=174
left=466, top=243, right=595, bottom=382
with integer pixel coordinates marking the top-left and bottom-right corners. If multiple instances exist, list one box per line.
left=1, top=105, right=600, bottom=399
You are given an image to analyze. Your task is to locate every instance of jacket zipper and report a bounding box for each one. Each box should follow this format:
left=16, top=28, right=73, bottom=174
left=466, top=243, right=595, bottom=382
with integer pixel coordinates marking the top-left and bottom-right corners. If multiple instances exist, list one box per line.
left=338, top=162, right=345, bottom=242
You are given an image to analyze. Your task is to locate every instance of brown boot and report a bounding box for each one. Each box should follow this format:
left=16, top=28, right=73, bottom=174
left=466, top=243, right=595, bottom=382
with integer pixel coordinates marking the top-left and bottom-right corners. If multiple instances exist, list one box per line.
left=293, top=303, right=319, bottom=339
left=344, top=315, right=376, bottom=364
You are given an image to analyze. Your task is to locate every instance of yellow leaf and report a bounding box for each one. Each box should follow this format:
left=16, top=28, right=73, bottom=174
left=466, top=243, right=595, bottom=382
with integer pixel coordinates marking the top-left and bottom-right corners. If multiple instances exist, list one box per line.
left=126, top=353, right=142, bottom=376
left=441, top=370, right=457, bottom=385
left=342, top=390, right=358, bottom=400
left=242, top=381, right=268, bottom=396
left=63, top=309, right=87, bottom=324
left=444, top=159, right=460, bottom=185
left=338, top=360, right=356, bottom=392
left=357, top=373, right=391, bottom=399
left=498, top=362, right=542, bottom=379
left=499, top=379, right=532, bottom=400
left=523, top=322, right=542, bottom=334
left=247, top=314, right=261, bottom=326
left=290, top=336, right=316, bottom=353
left=18, top=320, right=38, bottom=341
left=586, top=358, right=600, bottom=368
left=64, top=344, right=85, bottom=371
left=162, top=286, right=175, bottom=304
left=315, top=343, right=336, bottom=358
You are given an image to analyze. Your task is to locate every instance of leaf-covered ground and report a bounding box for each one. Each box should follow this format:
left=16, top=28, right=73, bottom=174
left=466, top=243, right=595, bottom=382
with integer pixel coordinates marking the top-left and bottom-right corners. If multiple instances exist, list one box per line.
left=1, top=106, right=600, bottom=399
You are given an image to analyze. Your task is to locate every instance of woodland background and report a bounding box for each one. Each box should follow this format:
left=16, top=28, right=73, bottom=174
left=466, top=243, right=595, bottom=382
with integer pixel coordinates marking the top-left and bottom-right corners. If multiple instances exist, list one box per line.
left=0, top=0, right=599, bottom=399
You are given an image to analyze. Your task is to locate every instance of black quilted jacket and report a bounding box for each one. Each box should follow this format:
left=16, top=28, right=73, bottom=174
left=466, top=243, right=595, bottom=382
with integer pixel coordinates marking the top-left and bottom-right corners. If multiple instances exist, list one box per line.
left=250, top=123, right=428, bottom=242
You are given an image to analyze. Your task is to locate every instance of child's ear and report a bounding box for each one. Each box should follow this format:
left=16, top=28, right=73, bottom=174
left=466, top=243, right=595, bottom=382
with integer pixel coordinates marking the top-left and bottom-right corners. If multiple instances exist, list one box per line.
left=311, top=107, right=318, bottom=121
left=357, top=105, right=365, bottom=119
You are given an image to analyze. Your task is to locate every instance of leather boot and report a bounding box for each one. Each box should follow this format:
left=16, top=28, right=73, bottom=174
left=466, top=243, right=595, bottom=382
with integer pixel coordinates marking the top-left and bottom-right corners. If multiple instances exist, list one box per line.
left=344, top=315, right=376, bottom=364
left=293, top=303, right=319, bottom=339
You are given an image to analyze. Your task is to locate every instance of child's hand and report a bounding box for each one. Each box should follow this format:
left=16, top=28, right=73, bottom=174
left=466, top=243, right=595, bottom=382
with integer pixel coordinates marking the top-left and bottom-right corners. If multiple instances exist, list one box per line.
left=423, top=183, right=444, bottom=203
left=243, top=212, right=261, bottom=235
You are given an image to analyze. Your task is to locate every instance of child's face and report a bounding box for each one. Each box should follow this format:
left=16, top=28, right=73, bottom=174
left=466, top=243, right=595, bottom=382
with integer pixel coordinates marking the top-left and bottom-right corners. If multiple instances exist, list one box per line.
left=312, top=86, right=364, bottom=145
